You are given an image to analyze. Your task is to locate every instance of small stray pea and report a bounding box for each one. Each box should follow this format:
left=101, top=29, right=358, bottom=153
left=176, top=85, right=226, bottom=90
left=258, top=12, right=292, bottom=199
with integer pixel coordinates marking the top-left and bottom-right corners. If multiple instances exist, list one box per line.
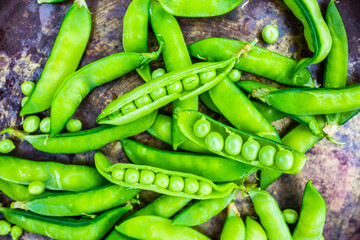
left=10, top=225, right=23, bottom=240
left=0, top=220, right=11, bottom=235
left=0, top=139, right=16, bottom=154
left=152, top=68, right=166, bottom=79
left=262, top=24, right=279, bottom=44
left=66, top=119, right=82, bottom=132
left=282, top=209, right=299, bottom=224
left=28, top=181, right=45, bottom=195
left=21, top=81, right=35, bottom=96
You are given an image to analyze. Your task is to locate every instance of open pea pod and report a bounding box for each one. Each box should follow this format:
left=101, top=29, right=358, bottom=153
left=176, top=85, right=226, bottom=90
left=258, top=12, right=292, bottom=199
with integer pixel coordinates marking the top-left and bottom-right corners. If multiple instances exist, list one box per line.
left=95, top=151, right=240, bottom=200
left=177, top=111, right=307, bottom=174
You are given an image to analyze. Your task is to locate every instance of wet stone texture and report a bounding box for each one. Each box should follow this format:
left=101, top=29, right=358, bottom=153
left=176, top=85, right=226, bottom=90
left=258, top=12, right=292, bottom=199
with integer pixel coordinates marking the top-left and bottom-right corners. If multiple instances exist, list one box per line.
left=0, top=0, right=359, bottom=239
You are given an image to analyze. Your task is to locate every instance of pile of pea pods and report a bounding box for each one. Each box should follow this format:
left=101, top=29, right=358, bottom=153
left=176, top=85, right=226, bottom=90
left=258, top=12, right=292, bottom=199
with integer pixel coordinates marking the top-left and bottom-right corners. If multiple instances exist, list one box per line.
left=0, top=0, right=357, bottom=239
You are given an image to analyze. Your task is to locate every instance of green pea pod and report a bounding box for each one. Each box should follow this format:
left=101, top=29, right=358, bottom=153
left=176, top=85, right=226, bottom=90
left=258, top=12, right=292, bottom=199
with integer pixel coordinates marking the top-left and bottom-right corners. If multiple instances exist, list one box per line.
left=245, top=216, right=267, bottom=240
left=177, top=111, right=308, bottom=174
left=158, top=0, right=244, bottom=17
left=251, top=101, right=286, bottom=122
left=11, top=185, right=139, bottom=217
left=249, top=189, right=292, bottom=240
left=50, top=44, right=163, bottom=136
left=292, top=181, right=326, bottom=240
left=122, top=139, right=256, bottom=182
left=200, top=92, right=221, bottom=114
left=283, top=0, right=332, bottom=76
left=1, top=205, right=132, bottom=240
left=38, top=0, right=67, bottom=3
left=95, top=151, right=240, bottom=200
left=2, top=111, right=156, bottom=154
left=188, top=38, right=315, bottom=87
left=220, top=202, right=245, bottom=240
left=21, top=0, right=91, bottom=115
left=123, top=0, right=151, bottom=82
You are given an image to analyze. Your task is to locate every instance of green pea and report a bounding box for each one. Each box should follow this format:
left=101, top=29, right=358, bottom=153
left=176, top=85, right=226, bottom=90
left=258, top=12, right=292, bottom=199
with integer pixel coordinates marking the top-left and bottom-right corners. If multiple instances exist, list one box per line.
left=225, top=134, right=243, bottom=155
left=199, top=70, right=216, bottom=84
left=134, top=95, right=153, bottom=108
left=150, top=87, right=167, bottom=101
left=241, top=139, right=260, bottom=161
left=140, top=170, right=155, bottom=185
left=197, top=181, right=212, bottom=195
left=0, top=139, right=16, bottom=154
left=28, top=181, right=45, bottom=195
left=282, top=209, right=299, bottom=224
left=110, top=110, right=123, bottom=119
left=275, top=149, right=294, bottom=170
left=151, top=68, right=166, bottom=79
left=121, top=102, right=137, bottom=115
left=182, top=75, right=200, bottom=91
left=125, top=169, right=140, bottom=183
left=258, top=145, right=276, bottom=167
left=184, top=177, right=199, bottom=194
left=66, top=119, right=82, bottom=132
left=166, top=81, right=183, bottom=94
left=205, top=132, right=224, bottom=152
left=154, top=173, right=169, bottom=188
left=228, top=69, right=241, bottom=82
left=21, top=81, right=35, bottom=96
left=21, top=97, right=29, bottom=107
left=10, top=225, right=23, bottom=240
left=262, top=24, right=279, bottom=44
left=0, top=220, right=11, bottom=235
left=193, top=118, right=211, bottom=138
left=168, top=176, right=184, bottom=192
left=23, top=115, right=40, bottom=133
left=112, top=168, right=125, bottom=181
left=39, top=117, right=51, bottom=133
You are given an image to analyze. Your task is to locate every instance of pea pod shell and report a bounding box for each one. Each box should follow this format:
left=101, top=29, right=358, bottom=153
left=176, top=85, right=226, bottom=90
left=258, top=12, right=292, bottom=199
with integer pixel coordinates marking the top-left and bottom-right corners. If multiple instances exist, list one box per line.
left=220, top=203, right=246, bottom=240
left=245, top=216, right=267, bottom=240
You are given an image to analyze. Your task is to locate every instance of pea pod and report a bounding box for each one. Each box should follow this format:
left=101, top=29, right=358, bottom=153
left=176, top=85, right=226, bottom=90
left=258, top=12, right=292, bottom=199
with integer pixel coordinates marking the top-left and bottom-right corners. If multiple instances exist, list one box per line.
left=11, top=185, right=139, bottom=217
left=293, top=181, right=326, bottom=240
left=95, top=151, right=240, bottom=199
left=188, top=38, right=315, bottom=87
left=1, top=205, right=132, bottom=240
left=199, top=92, right=221, bottom=114
left=220, top=202, right=245, bottom=240
left=245, top=216, right=267, bottom=240
left=177, top=111, right=307, bottom=174
left=2, top=111, right=156, bottom=154
left=37, top=0, right=67, bottom=3
left=21, top=0, right=91, bottom=115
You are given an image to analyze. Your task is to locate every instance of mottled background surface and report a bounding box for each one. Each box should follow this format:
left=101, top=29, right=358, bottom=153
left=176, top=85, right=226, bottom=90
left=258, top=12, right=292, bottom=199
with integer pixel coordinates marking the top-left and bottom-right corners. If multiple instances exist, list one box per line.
left=0, top=0, right=359, bottom=239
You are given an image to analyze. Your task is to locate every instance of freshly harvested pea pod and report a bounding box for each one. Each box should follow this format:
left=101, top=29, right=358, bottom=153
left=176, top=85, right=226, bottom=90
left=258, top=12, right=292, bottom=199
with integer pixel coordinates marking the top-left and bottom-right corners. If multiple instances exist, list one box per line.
left=95, top=151, right=240, bottom=199
left=177, top=111, right=307, bottom=174
left=245, top=216, right=267, bottom=240
left=293, top=181, right=326, bottom=240
left=251, top=101, right=286, bottom=122
left=2, top=111, right=156, bottom=154
left=50, top=43, right=163, bottom=136
left=117, top=215, right=210, bottom=240
left=21, top=0, right=91, bottom=116
left=122, top=139, right=256, bottom=182
left=0, top=156, right=106, bottom=191
left=38, top=0, right=68, bottom=3
left=220, top=202, right=245, bottom=240
left=1, top=205, right=132, bottom=240
left=11, top=185, right=139, bottom=217
left=188, top=38, right=315, bottom=87
left=97, top=40, right=256, bottom=126
left=200, top=92, right=221, bottom=114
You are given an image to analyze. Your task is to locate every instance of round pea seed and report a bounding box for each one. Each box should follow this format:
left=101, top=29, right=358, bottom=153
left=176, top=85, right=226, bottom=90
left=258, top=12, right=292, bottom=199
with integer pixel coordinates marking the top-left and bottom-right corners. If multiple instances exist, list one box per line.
left=205, top=132, right=224, bottom=152
left=124, top=169, right=140, bottom=183
left=28, top=181, right=45, bottom=195
left=140, top=170, right=155, bottom=185
left=225, top=134, right=243, bottom=155
left=151, top=68, right=166, bottom=79
left=258, top=145, right=276, bottom=166
left=182, top=75, right=200, bottom=91
left=275, top=149, right=294, bottom=171
left=0, top=220, right=11, bottom=235
left=112, top=168, right=125, bottom=181
left=150, top=87, right=167, bottom=101
left=184, top=177, right=199, bottom=194
left=154, top=173, right=169, bottom=188
left=193, top=118, right=211, bottom=138
left=228, top=69, right=241, bottom=82
left=121, top=102, right=137, bottom=115
left=197, top=181, right=212, bottom=195
left=66, top=119, right=82, bottom=132
left=241, top=139, right=260, bottom=161
left=134, top=95, right=152, bottom=108
left=109, top=110, right=123, bottom=119
left=39, top=117, right=51, bottom=133
left=168, top=176, right=185, bottom=192
left=21, top=97, right=29, bottom=107
left=262, top=24, right=279, bottom=44
left=199, top=70, right=216, bottom=84
left=0, top=139, right=16, bottom=154
left=166, top=81, right=183, bottom=94
left=10, top=225, right=23, bottom=240
left=282, top=209, right=299, bottom=224
left=23, top=115, right=40, bottom=133
left=21, top=81, right=35, bottom=96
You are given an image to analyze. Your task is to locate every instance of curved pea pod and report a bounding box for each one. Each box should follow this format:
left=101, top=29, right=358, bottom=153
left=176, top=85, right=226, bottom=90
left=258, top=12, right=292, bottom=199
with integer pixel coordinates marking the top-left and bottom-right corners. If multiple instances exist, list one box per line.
left=245, top=216, right=267, bottom=240
left=0, top=156, right=106, bottom=191
left=177, top=111, right=308, bottom=174
left=1, top=205, right=132, bottom=240
left=188, top=38, right=315, bottom=87
left=251, top=101, right=286, bottom=122
left=293, top=181, right=326, bottom=240
left=249, top=189, right=292, bottom=240
left=11, top=184, right=139, bottom=217
left=95, top=151, right=240, bottom=200
left=200, top=92, right=221, bottom=114
left=2, top=111, right=156, bottom=154
left=158, top=0, right=244, bottom=17
left=220, top=202, right=245, bottom=240
left=116, top=215, right=210, bottom=240
left=122, top=139, right=256, bottom=182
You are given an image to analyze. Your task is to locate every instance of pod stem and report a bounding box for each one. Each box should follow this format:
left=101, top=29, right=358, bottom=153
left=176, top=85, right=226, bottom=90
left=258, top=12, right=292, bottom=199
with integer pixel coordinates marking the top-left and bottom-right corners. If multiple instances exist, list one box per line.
left=227, top=202, right=240, bottom=218
left=323, top=123, right=345, bottom=145
left=234, top=38, right=258, bottom=60
left=251, top=88, right=270, bottom=101
left=10, top=201, right=28, bottom=211
left=141, top=34, right=165, bottom=66
left=75, top=0, right=88, bottom=8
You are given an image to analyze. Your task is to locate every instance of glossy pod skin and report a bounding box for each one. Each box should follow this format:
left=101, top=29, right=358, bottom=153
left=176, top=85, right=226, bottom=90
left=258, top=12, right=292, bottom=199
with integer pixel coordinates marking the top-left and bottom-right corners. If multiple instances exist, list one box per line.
left=11, top=185, right=139, bottom=217
left=2, top=111, right=156, bottom=154
left=122, top=139, right=257, bottom=182
left=1, top=205, right=132, bottom=240
left=0, top=156, right=106, bottom=191
left=188, top=38, right=315, bottom=87
left=177, top=111, right=308, bottom=174
left=21, top=0, right=91, bottom=116
left=293, top=181, right=327, bottom=240
left=245, top=216, right=267, bottom=240
left=220, top=202, right=245, bottom=240
left=95, top=151, right=240, bottom=199
left=117, top=216, right=210, bottom=240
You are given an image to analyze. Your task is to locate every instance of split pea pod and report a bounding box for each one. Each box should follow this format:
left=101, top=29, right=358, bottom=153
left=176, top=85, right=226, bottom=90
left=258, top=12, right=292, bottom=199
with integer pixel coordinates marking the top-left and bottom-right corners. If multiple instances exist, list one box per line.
left=21, top=0, right=91, bottom=116
left=95, top=151, right=240, bottom=199
left=2, top=111, right=156, bottom=154
left=1, top=205, right=132, bottom=240
left=245, top=216, right=267, bottom=240
left=220, top=202, right=246, bottom=240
